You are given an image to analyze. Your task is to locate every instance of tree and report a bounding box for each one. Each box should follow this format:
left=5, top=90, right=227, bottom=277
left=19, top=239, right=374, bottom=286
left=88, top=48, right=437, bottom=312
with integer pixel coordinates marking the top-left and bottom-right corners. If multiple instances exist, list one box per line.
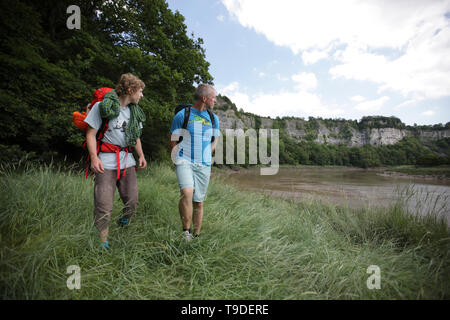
left=0, top=0, right=213, bottom=163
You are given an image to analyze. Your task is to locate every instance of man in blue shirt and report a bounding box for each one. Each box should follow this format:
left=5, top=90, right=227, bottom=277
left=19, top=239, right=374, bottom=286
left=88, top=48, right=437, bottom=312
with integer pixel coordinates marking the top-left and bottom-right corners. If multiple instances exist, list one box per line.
left=170, top=84, right=220, bottom=241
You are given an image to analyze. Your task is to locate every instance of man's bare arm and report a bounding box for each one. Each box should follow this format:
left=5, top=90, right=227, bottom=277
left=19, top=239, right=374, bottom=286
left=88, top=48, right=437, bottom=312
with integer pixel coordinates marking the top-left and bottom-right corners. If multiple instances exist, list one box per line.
left=134, top=138, right=147, bottom=169
left=211, top=138, right=218, bottom=153
left=86, top=126, right=104, bottom=174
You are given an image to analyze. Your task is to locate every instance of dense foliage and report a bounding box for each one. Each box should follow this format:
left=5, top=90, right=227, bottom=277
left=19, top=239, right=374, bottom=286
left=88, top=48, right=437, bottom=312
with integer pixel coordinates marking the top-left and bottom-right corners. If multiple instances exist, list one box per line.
left=0, top=0, right=212, bottom=163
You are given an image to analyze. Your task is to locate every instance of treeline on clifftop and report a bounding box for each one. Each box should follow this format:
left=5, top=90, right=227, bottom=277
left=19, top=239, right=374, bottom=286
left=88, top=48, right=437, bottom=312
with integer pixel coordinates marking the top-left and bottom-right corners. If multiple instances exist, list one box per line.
left=0, top=0, right=212, bottom=164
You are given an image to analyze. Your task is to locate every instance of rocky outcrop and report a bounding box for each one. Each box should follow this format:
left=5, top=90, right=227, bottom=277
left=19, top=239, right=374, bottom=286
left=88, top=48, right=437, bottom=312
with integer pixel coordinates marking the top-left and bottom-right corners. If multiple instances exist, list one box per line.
left=418, top=130, right=450, bottom=140
left=215, top=110, right=254, bottom=131
left=367, top=128, right=412, bottom=146
left=284, top=119, right=305, bottom=140
left=213, top=102, right=449, bottom=147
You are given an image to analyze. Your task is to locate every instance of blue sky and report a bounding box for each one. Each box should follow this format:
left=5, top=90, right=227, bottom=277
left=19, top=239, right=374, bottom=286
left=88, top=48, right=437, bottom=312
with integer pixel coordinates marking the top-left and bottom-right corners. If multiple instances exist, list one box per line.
left=166, top=0, right=450, bottom=126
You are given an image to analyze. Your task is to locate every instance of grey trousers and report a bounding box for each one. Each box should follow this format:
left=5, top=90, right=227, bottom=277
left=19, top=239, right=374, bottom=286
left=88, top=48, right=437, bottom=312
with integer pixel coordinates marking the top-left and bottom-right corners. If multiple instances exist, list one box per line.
left=93, top=168, right=138, bottom=231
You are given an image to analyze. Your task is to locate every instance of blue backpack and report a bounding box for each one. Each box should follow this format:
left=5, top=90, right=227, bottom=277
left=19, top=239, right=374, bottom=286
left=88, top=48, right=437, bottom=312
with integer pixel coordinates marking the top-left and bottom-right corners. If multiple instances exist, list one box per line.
left=174, top=104, right=216, bottom=143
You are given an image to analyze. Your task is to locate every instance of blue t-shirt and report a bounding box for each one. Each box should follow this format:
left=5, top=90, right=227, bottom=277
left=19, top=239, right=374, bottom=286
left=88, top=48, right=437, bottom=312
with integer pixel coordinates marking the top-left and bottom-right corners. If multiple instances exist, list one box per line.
left=170, top=107, right=220, bottom=166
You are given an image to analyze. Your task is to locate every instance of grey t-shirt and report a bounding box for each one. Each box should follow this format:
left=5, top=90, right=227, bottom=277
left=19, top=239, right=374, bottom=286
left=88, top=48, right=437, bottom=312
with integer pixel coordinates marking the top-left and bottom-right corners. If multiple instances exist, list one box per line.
left=84, top=102, right=139, bottom=170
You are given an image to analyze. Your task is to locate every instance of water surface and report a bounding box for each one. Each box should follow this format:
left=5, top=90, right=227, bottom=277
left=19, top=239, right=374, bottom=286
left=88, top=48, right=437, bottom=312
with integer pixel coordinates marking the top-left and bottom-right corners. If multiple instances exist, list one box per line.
left=215, top=167, right=450, bottom=225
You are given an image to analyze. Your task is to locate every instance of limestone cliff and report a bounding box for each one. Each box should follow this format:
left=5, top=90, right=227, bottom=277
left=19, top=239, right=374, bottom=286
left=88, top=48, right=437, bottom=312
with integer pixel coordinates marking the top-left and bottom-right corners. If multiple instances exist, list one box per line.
left=213, top=96, right=450, bottom=147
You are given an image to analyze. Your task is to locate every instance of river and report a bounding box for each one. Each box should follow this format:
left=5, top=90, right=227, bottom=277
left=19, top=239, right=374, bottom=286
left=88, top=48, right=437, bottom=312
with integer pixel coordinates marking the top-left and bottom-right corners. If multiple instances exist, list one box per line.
left=215, top=167, right=450, bottom=226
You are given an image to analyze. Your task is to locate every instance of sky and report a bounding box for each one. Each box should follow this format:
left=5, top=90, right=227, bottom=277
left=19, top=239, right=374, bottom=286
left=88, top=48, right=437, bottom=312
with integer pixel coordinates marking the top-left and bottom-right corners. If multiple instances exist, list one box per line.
left=166, top=0, right=450, bottom=125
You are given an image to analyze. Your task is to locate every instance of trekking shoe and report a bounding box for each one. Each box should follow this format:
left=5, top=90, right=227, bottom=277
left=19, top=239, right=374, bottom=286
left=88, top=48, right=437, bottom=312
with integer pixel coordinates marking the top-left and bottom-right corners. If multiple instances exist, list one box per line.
left=118, top=217, right=130, bottom=227
left=101, top=240, right=110, bottom=249
left=183, top=230, right=194, bottom=242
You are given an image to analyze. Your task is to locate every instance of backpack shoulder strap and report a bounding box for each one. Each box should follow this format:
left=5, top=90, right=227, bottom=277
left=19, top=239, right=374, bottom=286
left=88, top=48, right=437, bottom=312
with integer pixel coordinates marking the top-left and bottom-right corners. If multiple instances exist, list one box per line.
left=206, top=109, right=216, bottom=143
left=206, top=109, right=216, bottom=128
left=96, top=118, right=109, bottom=142
left=182, top=106, right=191, bottom=129
left=176, top=106, right=191, bottom=145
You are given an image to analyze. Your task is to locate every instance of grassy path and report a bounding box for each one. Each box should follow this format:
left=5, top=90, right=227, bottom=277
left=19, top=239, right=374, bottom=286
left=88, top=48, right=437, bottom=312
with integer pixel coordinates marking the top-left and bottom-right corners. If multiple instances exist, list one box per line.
left=0, top=163, right=449, bottom=299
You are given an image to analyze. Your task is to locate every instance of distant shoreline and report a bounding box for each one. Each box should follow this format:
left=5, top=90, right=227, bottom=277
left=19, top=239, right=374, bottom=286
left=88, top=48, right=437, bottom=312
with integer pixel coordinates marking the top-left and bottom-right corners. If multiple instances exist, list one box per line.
left=377, top=171, right=449, bottom=181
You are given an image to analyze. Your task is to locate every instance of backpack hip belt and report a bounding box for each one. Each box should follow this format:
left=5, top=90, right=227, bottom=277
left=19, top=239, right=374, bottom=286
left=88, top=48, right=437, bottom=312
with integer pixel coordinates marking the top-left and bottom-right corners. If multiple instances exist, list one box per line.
left=85, top=142, right=132, bottom=180
left=99, top=142, right=132, bottom=180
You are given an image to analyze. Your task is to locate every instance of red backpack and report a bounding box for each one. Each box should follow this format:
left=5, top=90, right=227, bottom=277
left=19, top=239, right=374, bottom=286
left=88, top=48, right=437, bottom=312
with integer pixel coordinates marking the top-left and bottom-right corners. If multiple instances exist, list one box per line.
left=72, top=87, right=114, bottom=131
left=72, top=87, right=133, bottom=180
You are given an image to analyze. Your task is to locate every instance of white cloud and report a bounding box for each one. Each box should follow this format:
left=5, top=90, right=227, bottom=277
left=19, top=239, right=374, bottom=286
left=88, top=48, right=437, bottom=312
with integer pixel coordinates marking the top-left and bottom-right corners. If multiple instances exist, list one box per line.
left=302, top=49, right=329, bottom=65
left=258, top=72, right=265, bottom=78
left=394, top=96, right=425, bottom=109
left=350, top=95, right=366, bottom=102
left=222, top=0, right=450, bottom=99
left=421, top=110, right=436, bottom=116
left=291, top=72, right=318, bottom=91
left=217, top=15, right=225, bottom=22
left=218, top=82, right=344, bottom=118
left=222, top=0, right=450, bottom=51
left=354, top=96, right=390, bottom=112
left=221, top=81, right=240, bottom=92
left=330, top=25, right=450, bottom=99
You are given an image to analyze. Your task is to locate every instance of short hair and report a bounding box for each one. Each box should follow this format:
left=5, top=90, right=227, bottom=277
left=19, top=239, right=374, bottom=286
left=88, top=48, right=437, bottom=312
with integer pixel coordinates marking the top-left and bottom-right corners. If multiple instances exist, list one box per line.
left=194, top=84, right=215, bottom=101
left=115, top=73, right=145, bottom=96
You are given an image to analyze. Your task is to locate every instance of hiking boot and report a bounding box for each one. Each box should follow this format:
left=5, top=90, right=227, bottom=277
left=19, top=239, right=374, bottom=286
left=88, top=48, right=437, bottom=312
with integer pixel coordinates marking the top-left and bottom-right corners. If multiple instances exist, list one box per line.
left=101, top=240, right=110, bottom=249
left=118, top=217, right=130, bottom=227
left=183, top=230, right=194, bottom=242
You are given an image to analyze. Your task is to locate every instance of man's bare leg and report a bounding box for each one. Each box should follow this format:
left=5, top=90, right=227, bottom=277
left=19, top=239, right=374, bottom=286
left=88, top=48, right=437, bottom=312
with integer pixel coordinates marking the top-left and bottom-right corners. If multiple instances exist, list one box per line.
left=193, top=202, right=204, bottom=236
left=179, top=187, right=194, bottom=230
left=99, top=228, right=109, bottom=243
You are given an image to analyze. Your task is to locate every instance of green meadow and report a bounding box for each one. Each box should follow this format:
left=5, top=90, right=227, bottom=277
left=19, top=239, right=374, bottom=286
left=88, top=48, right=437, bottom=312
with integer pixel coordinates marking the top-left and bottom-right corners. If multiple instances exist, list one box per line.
left=0, top=163, right=449, bottom=299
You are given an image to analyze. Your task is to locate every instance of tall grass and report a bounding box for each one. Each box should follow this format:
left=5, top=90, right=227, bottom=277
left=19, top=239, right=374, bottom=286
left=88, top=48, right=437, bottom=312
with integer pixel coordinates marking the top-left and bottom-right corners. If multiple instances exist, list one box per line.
left=0, top=162, right=449, bottom=299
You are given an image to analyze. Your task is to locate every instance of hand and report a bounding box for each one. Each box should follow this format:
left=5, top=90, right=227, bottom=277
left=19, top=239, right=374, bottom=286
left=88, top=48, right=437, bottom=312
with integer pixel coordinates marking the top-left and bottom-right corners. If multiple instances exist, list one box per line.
left=90, top=157, right=104, bottom=174
left=138, top=156, right=147, bottom=169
